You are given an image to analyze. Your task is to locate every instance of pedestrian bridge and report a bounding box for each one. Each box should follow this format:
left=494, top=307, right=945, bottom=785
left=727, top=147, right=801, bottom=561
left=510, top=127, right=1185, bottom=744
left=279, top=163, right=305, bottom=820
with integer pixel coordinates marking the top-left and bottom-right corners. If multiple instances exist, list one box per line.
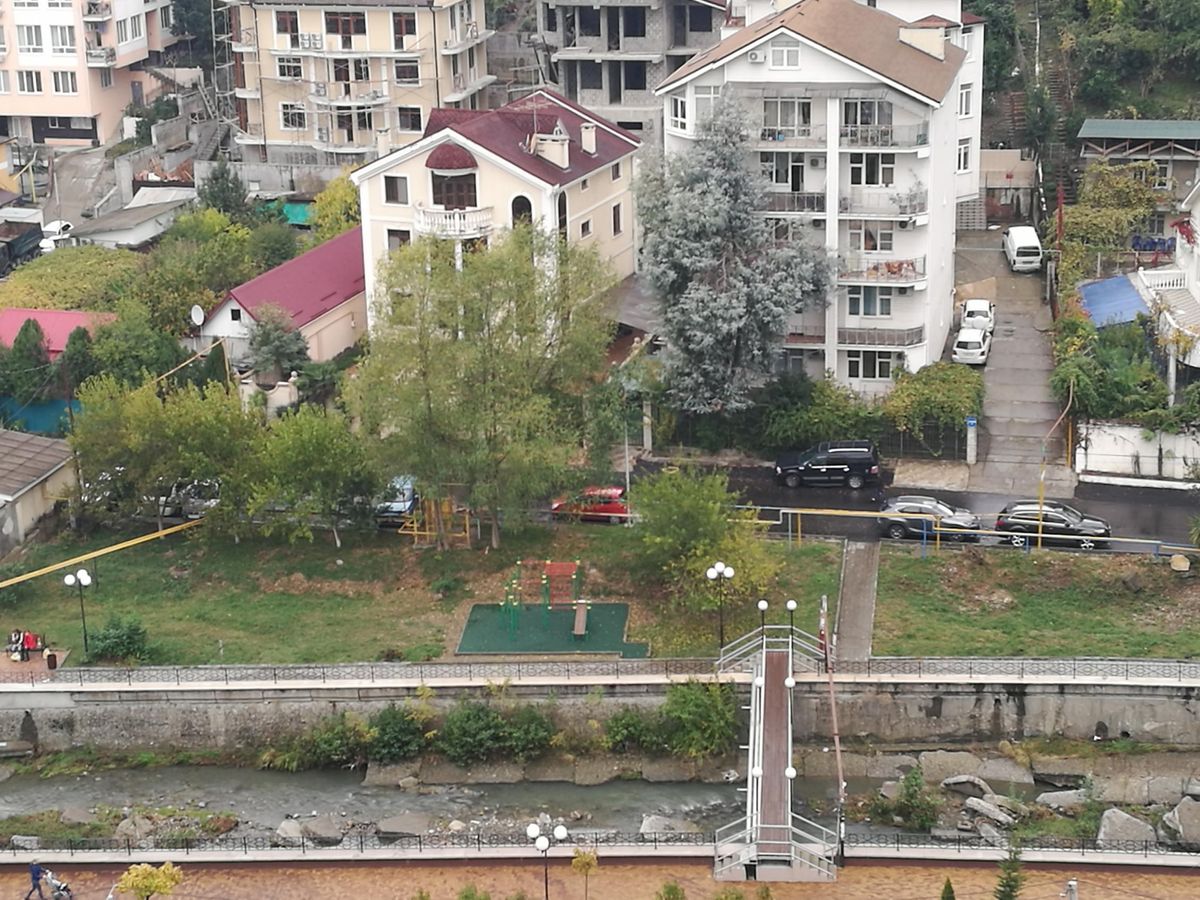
left=714, top=626, right=841, bottom=883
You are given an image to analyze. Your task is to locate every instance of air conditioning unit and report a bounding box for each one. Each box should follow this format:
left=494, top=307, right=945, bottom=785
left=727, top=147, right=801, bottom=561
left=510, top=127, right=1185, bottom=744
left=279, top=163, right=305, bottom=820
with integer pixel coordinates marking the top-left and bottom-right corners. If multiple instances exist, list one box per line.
left=809, top=156, right=824, bottom=169
left=317, top=127, right=330, bottom=141
left=898, top=286, right=910, bottom=295
left=313, top=82, right=326, bottom=96
left=747, top=50, right=766, bottom=63
left=897, top=218, right=910, bottom=229
left=812, top=218, right=825, bottom=228
left=302, top=32, right=320, bottom=48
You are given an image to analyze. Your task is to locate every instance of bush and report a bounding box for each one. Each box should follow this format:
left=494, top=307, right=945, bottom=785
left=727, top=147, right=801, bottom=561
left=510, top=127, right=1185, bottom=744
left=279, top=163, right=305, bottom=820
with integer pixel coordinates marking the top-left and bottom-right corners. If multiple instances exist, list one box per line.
left=762, top=378, right=886, bottom=451
left=631, top=468, right=736, bottom=580
left=661, top=682, right=738, bottom=760
left=439, top=701, right=506, bottom=767
left=87, top=616, right=150, bottom=663
left=655, top=883, right=686, bottom=900
left=260, top=712, right=376, bottom=772
left=604, top=708, right=669, bottom=755
left=868, top=767, right=941, bottom=831
left=503, top=705, right=554, bottom=762
left=0, top=564, right=31, bottom=608
left=369, top=705, right=425, bottom=763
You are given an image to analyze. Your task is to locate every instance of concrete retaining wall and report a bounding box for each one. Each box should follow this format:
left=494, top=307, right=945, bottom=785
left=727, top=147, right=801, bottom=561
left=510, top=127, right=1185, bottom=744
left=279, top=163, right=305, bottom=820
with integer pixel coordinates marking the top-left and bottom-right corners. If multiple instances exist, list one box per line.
left=1076, top=421, right=1200, bottom=482
left=6, top=678, right=1200, bottom=752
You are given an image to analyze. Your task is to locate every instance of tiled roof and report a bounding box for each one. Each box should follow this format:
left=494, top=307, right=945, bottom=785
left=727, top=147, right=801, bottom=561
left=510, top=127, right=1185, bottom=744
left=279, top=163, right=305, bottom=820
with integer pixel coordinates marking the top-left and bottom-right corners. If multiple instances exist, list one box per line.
left=961, top=11, right=985, bottom=25
left=426, top=143, right=478, bottom=170
left=1078, top=118, right=1200, bottom=141
left=226, top=226, right=364, bottom=329
left=657, top=0, right=966, bottom=104
left=0, top=308, right=116, bottom=359
left=0, top=429, right=72, bottom=500
left=910, top=14, right=957, bottom=27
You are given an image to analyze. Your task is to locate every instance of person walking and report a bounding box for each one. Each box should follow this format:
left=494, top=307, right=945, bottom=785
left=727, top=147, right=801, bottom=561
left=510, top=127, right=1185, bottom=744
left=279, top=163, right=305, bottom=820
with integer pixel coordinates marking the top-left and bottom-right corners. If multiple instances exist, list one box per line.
left=24, top=860, right=46, bottom=900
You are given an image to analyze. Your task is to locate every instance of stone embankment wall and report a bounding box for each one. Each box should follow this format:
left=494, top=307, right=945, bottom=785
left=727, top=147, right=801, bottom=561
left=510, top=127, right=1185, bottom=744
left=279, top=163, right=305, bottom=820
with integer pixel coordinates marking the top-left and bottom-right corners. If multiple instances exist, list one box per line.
left=4, top=678, right=1200, bottom=752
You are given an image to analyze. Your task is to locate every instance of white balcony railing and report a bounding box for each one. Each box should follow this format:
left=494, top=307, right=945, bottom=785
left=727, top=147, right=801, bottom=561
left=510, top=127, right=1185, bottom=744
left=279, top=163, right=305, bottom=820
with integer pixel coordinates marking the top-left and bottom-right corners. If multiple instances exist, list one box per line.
left=1138, top=267, right=1187, bottom=292
left=764, top=192, right=826, bottom=214
left=85, top=45, right=115, bottom=65
left=756, top=126, right=826, bottom=148
left=312, top=83, right=389, bottom=106
left=839, top=254, right=927, bottom=283
left=840, top=123, right=929, bottom=148
left=414, top=203, right=494, bottom=238
left=840, top=189, right=928, bottom=217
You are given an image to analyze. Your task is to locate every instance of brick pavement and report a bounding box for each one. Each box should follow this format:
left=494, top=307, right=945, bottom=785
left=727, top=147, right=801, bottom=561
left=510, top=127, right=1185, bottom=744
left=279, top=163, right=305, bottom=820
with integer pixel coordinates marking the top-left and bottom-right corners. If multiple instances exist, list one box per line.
left=0, top=859, right=1194, bottom=899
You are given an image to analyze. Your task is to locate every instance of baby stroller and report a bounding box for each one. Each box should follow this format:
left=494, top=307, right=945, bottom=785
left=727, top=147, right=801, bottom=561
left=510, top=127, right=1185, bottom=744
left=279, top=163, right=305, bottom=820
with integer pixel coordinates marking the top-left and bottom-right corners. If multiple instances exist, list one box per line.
left=43, top=869, right=74, bottom=899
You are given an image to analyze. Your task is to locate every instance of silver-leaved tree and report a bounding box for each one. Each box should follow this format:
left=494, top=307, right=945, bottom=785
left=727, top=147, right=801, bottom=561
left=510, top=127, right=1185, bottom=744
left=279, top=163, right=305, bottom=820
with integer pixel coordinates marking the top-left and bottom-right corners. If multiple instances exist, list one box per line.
left=638, top=96, right=833, bottom=414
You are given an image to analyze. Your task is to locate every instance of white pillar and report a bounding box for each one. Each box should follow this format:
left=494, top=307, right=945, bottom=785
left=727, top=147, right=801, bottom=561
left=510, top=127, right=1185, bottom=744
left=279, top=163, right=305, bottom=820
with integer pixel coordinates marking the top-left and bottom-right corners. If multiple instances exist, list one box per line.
left=642, top=398, right=653, bottom=452
left=966, top=416, right=978, bottom=465
left=1168, top=348, right=1177, bottom=406
left=822, top=96, right=840, bottom=376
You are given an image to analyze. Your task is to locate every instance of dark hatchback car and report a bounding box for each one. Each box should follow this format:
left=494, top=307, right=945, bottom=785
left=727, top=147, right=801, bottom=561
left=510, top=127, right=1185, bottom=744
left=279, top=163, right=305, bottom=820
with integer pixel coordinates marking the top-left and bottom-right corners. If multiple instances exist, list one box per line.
left=878, top=495, right=982, bottom=541
left=995, top=500, right=1111, bottom=550
left=774, top=441, right=881, bottom=490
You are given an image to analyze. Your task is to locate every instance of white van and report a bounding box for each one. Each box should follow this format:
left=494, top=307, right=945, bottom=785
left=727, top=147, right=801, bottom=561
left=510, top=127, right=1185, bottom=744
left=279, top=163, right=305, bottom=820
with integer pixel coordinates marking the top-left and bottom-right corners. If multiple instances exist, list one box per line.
left=1002, top=225, right=1044, bottom=273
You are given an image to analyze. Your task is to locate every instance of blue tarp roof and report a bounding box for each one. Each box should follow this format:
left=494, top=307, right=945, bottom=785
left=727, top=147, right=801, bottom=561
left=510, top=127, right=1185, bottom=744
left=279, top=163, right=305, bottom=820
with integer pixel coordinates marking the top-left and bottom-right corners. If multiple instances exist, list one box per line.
left=1079, top=274, right=1149, bottom=327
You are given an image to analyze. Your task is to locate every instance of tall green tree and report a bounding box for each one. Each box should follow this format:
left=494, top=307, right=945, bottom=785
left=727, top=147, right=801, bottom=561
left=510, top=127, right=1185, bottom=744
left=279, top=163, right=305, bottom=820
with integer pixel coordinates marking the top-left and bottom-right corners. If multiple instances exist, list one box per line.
left=249, top=305, right=311, bottom=378
left=994, top=846, right=1024, bottom=900
left=198, top=159, right=252, bottom=223
left=249, top=221, right=299, bottom=270
left=6, top=318, right=52, bottom=404
left=0, top=245, right=141, bottom=312
left=638, top=97, right=833, bottom=414
left=941, top=877, right=957, bottom=900
left=350, top=224, right=614, bottom=549
left=92, top=301, right=189, bottom=385
left=251, top=405, right=374, bottom=548
left=310, top=172, right=361, bottom=243
left=56, top=325, right=99, bottom=397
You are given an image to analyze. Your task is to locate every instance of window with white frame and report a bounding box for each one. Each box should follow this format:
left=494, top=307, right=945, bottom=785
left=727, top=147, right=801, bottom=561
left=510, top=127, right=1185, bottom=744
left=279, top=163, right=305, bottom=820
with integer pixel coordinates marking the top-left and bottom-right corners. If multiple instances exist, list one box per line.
left=769, top=36, right=800, bottom=68
left=277, top=57, right=302, bottom=78
left=12, top=0, right=37, bottom=7
left=580, top=219, right=592, bottom=238
left=159, top=5, right=172, bottom=29
left=276, top=10, right=299, bottom=47
left=694, top=85, right=720, bottom=126
left=50, top=26, right=75, bottom=54
left=393, top=11, right=417, bottom=49
left=849, top=152, right=895, bottom=186
left=958, top=82, right=972, bottom=117
left=17, top=25, right=43, bottom=52
left=280, top=103, right=307, bottom=130
left=957, top=137, right=971, bottom=172
left=99, top=68, right=113, bottom=88
left=0, top=72, right=9, bottom=94
left=580, top=178, right=589, bottom=191
left=611, top=162, right=621, bottom=181
left=612, top=202, right=622, bottom=235
left=760, top=151, right=804, bottom=190
left=116, top=18, right=129, bottom=42
left=1146, top=211, right=1166, bottom=235
left=848, top=219, right=894, bottom=253
left=847, top=349, right=893, bottom=379
left=669, top=95, right=686, bottom=130
left=397, top=106, right=422, bottom=131
left=394, top=61, right=419, bottom=84
left=130, top=14, right=143, bottom=39
left=847, top=286, right=893, bottom=317
left=960, top=26, right=975, bottom=60
left=48, top=0, right=71, bottom=6
left=762, top=97, right=811, bottom=138
left=17, top=71, right=42, bottom=93
left=52, top=71, right=77, bottom=93
left=1154, top=160, right=1171, bottom=189
left=387, top=229, right=411, bottom=251
left=384, top=175, right=409, bottom=204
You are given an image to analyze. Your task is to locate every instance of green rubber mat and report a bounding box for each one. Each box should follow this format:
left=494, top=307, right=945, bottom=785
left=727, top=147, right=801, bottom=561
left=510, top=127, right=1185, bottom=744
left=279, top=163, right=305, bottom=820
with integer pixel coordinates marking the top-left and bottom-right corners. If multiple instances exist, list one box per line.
left=456, top=603, right=649, bottom=657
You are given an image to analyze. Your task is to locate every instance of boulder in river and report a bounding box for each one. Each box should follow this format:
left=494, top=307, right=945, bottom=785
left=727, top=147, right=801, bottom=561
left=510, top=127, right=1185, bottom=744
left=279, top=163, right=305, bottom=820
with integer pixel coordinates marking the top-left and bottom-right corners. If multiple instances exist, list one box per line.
left=114, top=815, right=154, bottom=842
left=1035, top=789, right=1088, bottom=814
left=376, top=814, right=431, bottom=838
left=1097, top=808, right=1155, bottom=849
left=964, top=797, right=1014, bottom=827
left=639, top=814, right=701, bottom=835
left=301, top=815, right=344, bottom=845
left=274, top=818, right=303, bottom=846
left=941, top=775, right=993, bottom=799
left=10, top=835, right=39, bottom=850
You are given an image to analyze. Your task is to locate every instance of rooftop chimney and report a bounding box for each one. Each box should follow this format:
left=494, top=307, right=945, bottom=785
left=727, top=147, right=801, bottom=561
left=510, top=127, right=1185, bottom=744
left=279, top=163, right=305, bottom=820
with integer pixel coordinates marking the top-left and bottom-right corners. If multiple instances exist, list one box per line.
left=533, top=132, right=571, bottom=169
left=898, top=25, right=945, bottom=59
left=580, top=122, right=596, bottom=154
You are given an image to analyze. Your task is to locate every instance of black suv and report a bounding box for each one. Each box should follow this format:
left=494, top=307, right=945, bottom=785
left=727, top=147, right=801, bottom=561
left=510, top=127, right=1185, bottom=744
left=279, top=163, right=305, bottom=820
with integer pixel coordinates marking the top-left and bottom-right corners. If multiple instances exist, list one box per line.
left=774, top=441, right=881, bottom=490
left=995, top=500, right=1111, bottom=550
left=878, top=495, right=982, bottom=541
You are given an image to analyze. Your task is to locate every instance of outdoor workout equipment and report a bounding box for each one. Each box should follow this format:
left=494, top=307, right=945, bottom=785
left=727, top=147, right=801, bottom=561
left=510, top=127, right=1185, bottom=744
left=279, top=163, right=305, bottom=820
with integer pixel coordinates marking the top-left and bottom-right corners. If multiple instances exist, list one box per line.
left=500, top=559, right=589, bottom=638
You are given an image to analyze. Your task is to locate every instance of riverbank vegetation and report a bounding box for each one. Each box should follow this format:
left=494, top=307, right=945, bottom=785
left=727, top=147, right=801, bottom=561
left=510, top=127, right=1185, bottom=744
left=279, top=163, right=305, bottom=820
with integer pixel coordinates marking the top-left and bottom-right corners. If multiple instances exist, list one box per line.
left=874, top=545, right=1200, bottom=657
left=2, top=522, right=840, bottom=665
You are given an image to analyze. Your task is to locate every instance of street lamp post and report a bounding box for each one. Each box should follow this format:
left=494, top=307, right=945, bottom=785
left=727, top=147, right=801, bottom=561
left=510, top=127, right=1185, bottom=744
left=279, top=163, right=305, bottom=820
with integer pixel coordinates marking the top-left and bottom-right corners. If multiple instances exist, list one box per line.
left=757, top=598, right=768, bottom=631
left=786, top=598, right=797, bottom=631
left=527, top=822, right=568, bottom=900
left=63, top=568, right=92, bottom=655
left=705, top=561, right=735, bottom=648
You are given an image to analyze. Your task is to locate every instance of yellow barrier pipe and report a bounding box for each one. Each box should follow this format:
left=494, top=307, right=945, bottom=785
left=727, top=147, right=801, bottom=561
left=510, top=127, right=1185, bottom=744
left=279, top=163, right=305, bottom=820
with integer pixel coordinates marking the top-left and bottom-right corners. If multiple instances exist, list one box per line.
left=0, top=520, right=201, bottom=591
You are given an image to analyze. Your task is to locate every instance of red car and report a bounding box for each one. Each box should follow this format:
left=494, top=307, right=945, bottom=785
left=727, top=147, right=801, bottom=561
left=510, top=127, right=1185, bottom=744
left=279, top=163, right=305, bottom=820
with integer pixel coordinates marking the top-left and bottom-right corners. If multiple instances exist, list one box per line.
left=550, top=486, right=630, bottom=523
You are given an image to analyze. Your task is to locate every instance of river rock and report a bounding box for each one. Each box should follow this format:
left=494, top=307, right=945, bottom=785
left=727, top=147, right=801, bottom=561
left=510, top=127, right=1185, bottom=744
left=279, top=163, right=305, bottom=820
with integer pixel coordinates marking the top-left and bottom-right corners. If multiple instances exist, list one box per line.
left=1097, top=808, right=1156, bottom=849
left=977, top=822, right=1006, bottom=847
left=976, top=757, right=1035, bottom=785
left=362, top=761, right=420, bottom=787
left=376, top=814, right=431, bottom=837
left=397, top=776, right=420, bottom=791
left=60, top=806, right=96, bottom=826
left=1036, top=789, right=1089, bottom=814
left=941, top=775, right=994, bottom=799
left=639, top=814, right=700, bottom=835
left=1095, top=775, right=1186, bottom=806
left=1184, top=777, right=1200, bottom=800
left=301, top=815, right=344, bottom=845
left=879, top=781, right=901, bottom=801
left=918, top=750, right=982, bottom=783
left=982, top=793, right=1030, bottom=818
left=10, top=835, right=39, bottom=850
left=274, top=818, right=303, bottom=846
left=1162, top=797, right=1200, bottom=844
left=0, top=764, right=13, bottom=784
left=965, top=797, right=1014, bottom=827
left=114, top=815, right=154, bottom=842
left=448, top=819, right=468, bottom=833
left=523, top=756, right=576, bottom=783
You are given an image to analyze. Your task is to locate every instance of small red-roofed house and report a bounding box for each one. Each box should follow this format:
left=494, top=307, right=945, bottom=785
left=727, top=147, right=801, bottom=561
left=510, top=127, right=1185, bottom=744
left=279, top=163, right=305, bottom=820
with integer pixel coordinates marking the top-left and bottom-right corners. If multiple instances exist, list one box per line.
left=0, top=308, right=116, bottom=360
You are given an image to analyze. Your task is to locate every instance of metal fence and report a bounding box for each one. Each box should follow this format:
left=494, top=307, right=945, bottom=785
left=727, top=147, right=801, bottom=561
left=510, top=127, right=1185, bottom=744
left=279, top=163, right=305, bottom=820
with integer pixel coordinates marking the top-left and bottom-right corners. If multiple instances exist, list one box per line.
left=845, top=831, right=1190, bottom=857
left=834, top=656, right=1200, bottom=681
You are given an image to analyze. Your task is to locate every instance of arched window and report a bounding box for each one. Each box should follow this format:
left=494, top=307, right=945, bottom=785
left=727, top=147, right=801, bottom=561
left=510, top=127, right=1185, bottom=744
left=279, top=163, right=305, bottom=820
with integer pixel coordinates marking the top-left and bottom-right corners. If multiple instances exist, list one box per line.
left=511, top=195, right=533, bottom=227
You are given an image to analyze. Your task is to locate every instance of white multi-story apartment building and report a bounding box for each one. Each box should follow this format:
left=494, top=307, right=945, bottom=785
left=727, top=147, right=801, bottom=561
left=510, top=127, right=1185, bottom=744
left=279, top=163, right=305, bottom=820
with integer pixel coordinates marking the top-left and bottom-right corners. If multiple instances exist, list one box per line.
left=655, top=0, right=983, bottom=393
left=222, top=0, right=495, bottom=164
left=0, top=0, right=178, bottom=144
left=533, top=0, right=726, bottom=135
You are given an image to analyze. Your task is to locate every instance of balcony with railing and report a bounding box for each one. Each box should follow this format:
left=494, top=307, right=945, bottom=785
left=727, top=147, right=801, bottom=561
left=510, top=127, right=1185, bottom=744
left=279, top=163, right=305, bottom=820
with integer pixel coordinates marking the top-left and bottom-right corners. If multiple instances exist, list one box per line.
left=444, top=70, right=497, bottom=103
left=312, top=83, right=389, bottom=106
left=230, top=27, right=256, bottom=52
left=83, top=1, right=112, bottom=21
left=754, top=125, right=826, bottom=150
left=233, top=123, right=265, bottom=145
left=85, top=45, right=115, bottom=65
left=414, top=203, right=495, bottom=239
left=840, top=122, right=930, bottom=149
left=839, top=254, right=927, bottom=284
left=838, top=324, right=925, bottom=347
left=764, top=192, right=826, bottom=214
left=840, top=187, right=928, bottom=219
left=441, top=20, right=494, bottom=54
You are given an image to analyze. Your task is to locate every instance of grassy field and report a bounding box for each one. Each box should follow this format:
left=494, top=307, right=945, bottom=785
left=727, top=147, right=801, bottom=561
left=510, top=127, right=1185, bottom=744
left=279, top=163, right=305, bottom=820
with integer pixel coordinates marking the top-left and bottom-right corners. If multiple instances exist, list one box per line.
left=0, top=525, right=841, bottom=666
left=874, top=545, right=1200, bottom=658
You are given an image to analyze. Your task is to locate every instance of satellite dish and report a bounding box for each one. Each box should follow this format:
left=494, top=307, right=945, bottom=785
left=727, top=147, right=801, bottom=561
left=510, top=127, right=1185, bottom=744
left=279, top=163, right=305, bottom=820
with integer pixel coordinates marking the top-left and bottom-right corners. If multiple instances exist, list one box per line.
left=190, top=304, right=205, bottom=327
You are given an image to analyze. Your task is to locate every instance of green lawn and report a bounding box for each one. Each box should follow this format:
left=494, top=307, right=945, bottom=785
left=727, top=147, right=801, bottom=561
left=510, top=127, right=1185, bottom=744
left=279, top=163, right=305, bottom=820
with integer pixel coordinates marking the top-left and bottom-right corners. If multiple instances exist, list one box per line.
left=874, top=545, right=1200, bottom=657
left=1, top=525, right=843, bottom=665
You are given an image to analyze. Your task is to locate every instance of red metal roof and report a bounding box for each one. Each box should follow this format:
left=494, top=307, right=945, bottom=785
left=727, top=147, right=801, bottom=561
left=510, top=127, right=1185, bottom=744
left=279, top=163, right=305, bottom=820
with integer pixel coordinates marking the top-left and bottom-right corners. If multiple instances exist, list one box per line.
left=226, top=226, right=364, bottom=329
left=0, top=308, right=116, bottom=359
left=422, top=89, right=641, bottom=187
left=961, top=11, right=985, bottom=24
left=910, top=13, right=957, bottom=27
left=426, top=142, right=478, bottom=170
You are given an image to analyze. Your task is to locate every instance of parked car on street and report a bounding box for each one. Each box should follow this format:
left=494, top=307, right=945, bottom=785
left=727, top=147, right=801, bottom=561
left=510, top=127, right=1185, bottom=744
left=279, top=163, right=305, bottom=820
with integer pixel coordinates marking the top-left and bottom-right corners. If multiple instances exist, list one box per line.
left=374, top=476, right=419, bottom=528
left=877, top=495, right=982, bottom=541
left=774, top=441, right=881, bottom=490
left=951, top=327, right=992, bottom=365
left=995, top=500, right=1111, bottom=549
left=550, top=486, right=630, bottom=523
left=961, top=298, right=996, bottom=334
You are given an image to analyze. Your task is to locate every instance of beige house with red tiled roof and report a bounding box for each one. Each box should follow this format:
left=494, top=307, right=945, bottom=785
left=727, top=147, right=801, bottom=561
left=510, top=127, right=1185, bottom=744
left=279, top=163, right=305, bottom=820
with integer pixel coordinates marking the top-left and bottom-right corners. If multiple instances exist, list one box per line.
left=350, top=88, right=642, bottom=330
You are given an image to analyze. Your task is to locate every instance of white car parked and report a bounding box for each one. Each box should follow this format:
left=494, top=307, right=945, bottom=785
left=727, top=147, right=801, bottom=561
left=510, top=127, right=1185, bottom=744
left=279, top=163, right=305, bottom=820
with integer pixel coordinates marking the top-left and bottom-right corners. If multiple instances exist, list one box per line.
left=952, top=327, right=992, bottom=365
left=961, top=298, right=996, bottom=334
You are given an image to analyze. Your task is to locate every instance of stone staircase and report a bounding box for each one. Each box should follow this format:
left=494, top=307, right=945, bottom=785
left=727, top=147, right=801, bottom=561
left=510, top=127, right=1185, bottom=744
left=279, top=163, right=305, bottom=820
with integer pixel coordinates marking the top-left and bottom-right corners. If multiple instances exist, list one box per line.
left=193, top=121, right=228, bottom=162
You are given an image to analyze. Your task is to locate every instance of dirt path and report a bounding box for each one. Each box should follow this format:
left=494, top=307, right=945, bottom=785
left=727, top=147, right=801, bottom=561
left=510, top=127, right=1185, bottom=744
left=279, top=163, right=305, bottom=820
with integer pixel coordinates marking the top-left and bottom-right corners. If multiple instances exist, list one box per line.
left=2, top=858, right=1195, bottom=899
